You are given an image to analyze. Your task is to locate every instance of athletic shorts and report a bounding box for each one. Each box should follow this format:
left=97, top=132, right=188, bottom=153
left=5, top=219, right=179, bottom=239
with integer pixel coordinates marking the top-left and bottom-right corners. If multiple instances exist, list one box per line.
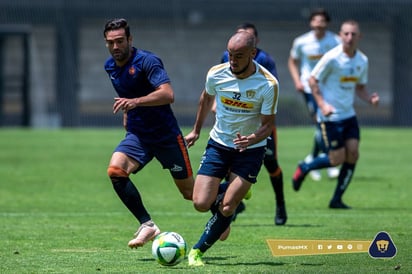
left=197, top=138, right=266, bottom=184
left=114, top=132, right=192, bottom=179
left=303, top=92, right=318, bottom=118
left=320, top=116, right=360, bottom=151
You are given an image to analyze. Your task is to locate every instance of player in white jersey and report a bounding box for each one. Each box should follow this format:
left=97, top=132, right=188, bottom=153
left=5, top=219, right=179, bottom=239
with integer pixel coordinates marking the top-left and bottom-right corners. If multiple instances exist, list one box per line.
left=288, top=8, right=341, bottom=181
left=185, top=31, right=278, bottom=266
left=292, top=20, right=379, bottom=209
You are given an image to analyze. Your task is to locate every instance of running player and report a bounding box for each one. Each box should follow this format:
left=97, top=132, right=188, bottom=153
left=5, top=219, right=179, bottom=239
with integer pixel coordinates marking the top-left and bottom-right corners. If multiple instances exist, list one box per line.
left=292, top=20, right=379, bottom=209
left=103, top=18, right=194, bottom=248
left=185, top=31, right=279, bottom=266
left=220, top=22, right=286, bottom=225
left=288, top=8, right=341, bottom=181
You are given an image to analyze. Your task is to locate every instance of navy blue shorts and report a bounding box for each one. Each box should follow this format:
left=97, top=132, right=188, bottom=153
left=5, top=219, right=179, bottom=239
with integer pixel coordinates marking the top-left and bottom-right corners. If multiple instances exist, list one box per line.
left=197, top=139, right=266, bottom=184
left=320, top=116, right=360, bottom=151
left=114, top=132, right=193, bottom=179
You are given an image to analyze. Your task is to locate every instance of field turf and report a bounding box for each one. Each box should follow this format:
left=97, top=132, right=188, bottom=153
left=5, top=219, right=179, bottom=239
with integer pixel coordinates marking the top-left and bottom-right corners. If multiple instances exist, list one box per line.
left=0, top=127, right=410, bottom=273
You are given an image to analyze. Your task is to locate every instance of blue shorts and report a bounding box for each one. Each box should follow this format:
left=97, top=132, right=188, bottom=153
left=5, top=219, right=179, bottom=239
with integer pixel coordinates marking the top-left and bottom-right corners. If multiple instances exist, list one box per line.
left=320, top=116, right=360, bottom=151
left=197, top=139, right=266, bottom=184
left=114, top=132, right=193, bottom=179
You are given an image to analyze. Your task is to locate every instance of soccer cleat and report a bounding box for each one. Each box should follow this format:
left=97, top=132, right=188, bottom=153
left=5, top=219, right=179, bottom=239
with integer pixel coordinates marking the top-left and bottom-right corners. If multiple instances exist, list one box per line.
left=327, top=167, right=340, bottom=179
left=274, top=204, right=287, bottom=226
left=292, top=164, right=307, bottom=191
left=128, top=220, right=160, bottom=248
left=329, top=200, right=352, bottom=209
left=188, top=248, right=204, bottom=266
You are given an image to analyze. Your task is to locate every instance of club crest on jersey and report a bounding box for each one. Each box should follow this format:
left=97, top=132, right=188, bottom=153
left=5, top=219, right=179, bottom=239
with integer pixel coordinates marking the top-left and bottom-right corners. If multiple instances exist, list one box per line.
left=246, top=90, right=256, bottom=99
left=129, top=66, right=136, bottom=75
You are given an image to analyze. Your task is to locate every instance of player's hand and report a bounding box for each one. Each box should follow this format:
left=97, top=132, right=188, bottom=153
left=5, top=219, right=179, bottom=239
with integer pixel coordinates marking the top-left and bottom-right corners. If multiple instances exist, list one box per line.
left=369, top=93, right=380, bottom=106
left=184, top=131, right=199, bottom=148
left=295, top=82, right=305, bottom=93
left=320, top=103, right=335, bottom=117
left=113, top=97, right=137, bottom=114
left=233, top=133, right=248, bottom=152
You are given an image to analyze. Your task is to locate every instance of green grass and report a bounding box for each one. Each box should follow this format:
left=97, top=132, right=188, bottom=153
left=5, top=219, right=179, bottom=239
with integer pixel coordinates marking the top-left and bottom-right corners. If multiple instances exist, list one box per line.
left=0, top=127, right=411, bottom=273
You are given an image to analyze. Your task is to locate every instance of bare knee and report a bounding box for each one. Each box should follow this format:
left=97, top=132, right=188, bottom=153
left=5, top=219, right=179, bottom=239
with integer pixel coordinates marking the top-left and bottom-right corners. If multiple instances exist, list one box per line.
left=221, top=203, right=236, bottom=217
left=193, top=200, right=210, bottom=212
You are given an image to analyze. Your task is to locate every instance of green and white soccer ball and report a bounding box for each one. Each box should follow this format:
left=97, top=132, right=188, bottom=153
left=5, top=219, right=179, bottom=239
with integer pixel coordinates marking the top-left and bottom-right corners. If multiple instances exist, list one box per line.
left=151, top=231, right=187, bottom=266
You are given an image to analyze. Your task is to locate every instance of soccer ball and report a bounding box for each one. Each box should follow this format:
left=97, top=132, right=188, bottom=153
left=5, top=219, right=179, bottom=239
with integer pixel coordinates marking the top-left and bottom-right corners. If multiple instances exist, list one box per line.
left=151, top=231, right=187, bottom=266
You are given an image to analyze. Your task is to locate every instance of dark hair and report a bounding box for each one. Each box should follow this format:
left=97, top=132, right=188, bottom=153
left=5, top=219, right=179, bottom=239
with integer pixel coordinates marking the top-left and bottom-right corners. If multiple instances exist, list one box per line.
left=309, top=8, right=331, bottom=22
left=103, top=18, right=130, bottom=38
left=236, top=22, right=258, bottom=39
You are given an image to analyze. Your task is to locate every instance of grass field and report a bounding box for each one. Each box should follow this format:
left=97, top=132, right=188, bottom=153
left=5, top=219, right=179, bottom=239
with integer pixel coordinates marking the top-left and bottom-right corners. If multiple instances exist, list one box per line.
left=1, top=127, right=411, bottom=273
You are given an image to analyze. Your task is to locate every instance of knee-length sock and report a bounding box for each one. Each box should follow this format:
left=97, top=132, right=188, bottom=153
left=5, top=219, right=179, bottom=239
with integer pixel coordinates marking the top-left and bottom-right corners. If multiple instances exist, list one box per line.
left=331, top=162, right=356, bottom=202
left=193, top=210, right=233, bottom=253
left=111, top=177, right=151, bottom=224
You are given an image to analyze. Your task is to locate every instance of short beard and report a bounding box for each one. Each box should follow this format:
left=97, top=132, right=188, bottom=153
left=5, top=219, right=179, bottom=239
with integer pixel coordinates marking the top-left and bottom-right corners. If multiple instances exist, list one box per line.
left=230, top=59, right=251, bottom=75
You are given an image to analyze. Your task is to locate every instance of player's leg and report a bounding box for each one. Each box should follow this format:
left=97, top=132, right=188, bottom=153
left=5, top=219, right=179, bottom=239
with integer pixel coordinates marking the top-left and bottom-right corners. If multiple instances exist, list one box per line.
left=292, top=121, right=344, bottom=191
left=264, top=129, right=287, bottom=225
left=108, top=151, right=160, bottom=248
left=188, top=145, right=264, bottom=266
left=329, top=118, right=360, bottom=209
left=303, top=93, right=322, bottom=180
left=156, top=134, right=194, bottom=200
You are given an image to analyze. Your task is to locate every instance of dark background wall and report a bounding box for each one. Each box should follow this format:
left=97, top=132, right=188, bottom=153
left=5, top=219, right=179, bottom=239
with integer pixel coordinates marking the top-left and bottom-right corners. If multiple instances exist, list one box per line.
left=0, top=0, right=411, bottom=127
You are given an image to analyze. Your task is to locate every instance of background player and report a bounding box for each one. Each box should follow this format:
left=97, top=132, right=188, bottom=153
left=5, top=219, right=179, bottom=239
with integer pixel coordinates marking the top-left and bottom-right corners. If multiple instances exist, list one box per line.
left=288, top=8, right=341, bottom=181
left=292, top=20, right=379, bottom=209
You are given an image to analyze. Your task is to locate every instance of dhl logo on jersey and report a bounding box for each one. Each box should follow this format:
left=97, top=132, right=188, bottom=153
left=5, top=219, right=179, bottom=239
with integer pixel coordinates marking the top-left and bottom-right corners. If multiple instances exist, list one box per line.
left=220, top=96, right=253, bottom=109
left=340, top=76, right=359, bottom=83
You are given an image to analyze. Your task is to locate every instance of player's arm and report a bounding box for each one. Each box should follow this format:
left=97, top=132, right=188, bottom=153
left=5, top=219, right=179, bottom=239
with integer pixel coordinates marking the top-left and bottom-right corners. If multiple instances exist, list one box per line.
left=234, top=114, right=275, bottom=152
left=185, top=89, right=215, bottom=147
left=113, top=83, right=174, bottom=113
left=287, top=56, right=304, bottom=92
left=309, top=76, right=334, bottom=116
left=355, top=84, right=379, bottom=106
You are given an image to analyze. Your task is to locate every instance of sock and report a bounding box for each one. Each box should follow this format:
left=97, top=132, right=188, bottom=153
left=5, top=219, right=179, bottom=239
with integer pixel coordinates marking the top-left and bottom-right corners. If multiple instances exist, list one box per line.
left=312, top=128, right=323, bottom=157
left=193, top=210, right=233, bottom=253
left=111, top=177, right=151, bottom=224
left=210, top=181, right=229, bottom=214
left=270, top=168, right=284, bottom=206
left=332, top=162, right=356, bottom=202
left=301, top=154, right=331, bottom=173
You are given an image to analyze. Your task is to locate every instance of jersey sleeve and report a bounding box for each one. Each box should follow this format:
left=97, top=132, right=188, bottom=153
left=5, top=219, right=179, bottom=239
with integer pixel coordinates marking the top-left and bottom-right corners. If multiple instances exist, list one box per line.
left=261, top=82, right=279, bottom=115
left=141, top=54, right=170, bottom=88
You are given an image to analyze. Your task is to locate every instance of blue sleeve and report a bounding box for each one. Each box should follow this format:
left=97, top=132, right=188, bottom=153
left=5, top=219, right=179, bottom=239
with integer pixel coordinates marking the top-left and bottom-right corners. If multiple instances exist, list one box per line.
left=141, top=54, right=170, bottom=88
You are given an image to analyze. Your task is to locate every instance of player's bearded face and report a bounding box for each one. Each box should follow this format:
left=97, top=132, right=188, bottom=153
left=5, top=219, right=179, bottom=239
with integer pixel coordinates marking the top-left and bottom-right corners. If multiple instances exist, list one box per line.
left=105, top=30, right=131, bottom=63
left=228, top=48, right=254, bottom=75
